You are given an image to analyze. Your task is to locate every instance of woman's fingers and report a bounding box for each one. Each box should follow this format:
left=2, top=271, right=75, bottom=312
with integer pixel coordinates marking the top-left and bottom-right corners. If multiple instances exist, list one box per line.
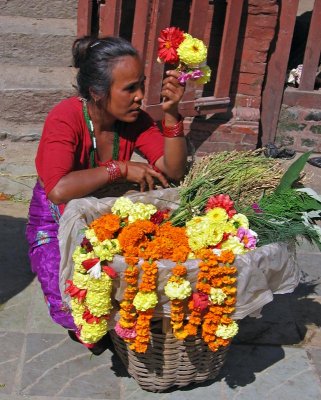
left=127, top=162, right=169, bottom=191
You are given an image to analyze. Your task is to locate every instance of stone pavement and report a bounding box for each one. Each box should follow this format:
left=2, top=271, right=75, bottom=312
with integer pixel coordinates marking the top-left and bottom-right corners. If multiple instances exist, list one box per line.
left=1, top=140, right=321, bottom=399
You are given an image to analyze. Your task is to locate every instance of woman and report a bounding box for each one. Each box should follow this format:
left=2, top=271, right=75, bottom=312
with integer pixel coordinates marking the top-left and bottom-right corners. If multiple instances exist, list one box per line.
left=26, top=36, right=188, bottom=354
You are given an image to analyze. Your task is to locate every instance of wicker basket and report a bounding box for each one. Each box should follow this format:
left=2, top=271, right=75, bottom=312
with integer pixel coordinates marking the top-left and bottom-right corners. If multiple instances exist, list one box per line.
left=110, top=322, right=229, bottom=392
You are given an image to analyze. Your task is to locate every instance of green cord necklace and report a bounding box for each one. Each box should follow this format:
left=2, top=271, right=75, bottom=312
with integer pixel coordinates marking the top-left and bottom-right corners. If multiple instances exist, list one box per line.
left=82, top=100, right=120, bottom=168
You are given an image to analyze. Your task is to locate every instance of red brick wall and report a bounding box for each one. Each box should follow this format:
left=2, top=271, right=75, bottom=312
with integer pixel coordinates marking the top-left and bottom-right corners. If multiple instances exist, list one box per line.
left=187, top=0, right=279, bottom=156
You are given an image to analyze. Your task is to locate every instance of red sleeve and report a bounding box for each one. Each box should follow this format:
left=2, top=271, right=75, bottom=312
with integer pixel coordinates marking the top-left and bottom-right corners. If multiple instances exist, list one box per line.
left=35, top=98, right=90, bottom=196
left=133, top=111, right=164, bottom=166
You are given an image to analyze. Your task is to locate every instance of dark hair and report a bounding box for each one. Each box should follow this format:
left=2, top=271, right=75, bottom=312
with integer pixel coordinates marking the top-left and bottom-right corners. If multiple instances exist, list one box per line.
left=72, top=36, right=139, bottom=100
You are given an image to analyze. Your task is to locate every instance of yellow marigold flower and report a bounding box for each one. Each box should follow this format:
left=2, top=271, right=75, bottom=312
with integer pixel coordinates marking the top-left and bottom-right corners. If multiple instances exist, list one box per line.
left=71, top=298, right=86, bottom=326
left=206, top=208, right=228, bottom=224
left=209, top=287, right=227, bottom=305
left=195, top=65, right=211, bottom=85
left=133, top=291, right=158, bottom=311
left=93, top=239, right=121, bottom=260
left=216, top=321, right=239, bottom=339
left=223, top=221, right=237, bottom=235
left=221, top=236, right=246, bottom=255
left=164, top=279, right=192, bottom=300
left=177, top=33, right=207, bottom=67
left=72, top=271, right=89, bottom=289
left=72, top=247, right=94, bottom=273
left=80, top=319, right=108, bottom=343
left=85, top=228, right=99, bottom=246
left=86, top=291, right=113, bottom=316
left=230, top=213, right=249, bottom=229
left=86, top=274, right=113, bottom=291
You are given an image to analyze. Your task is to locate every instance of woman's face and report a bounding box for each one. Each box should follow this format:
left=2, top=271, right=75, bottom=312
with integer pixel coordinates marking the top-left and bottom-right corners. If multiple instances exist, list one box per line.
left=106, top=55, right=145, bottom=123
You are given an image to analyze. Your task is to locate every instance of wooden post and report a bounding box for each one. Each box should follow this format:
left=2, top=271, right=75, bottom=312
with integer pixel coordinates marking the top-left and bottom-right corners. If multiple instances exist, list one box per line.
left=77, top=0, right=93, bottom=37
left=260, top=0, right=299, bottom=146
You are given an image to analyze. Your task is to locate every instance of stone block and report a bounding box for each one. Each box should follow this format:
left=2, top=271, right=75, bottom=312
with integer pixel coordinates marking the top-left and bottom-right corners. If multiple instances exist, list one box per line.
left=311, top=125, right=321, bottom=135
left=0, top=0, right=77, bottom=19
left=1, top=89, right=77, bottom=124
left=0, top=33, right=75, bottom=67
left=0, top=16, right=76, bottom=67
left=305, top=111, right=321, bottom=122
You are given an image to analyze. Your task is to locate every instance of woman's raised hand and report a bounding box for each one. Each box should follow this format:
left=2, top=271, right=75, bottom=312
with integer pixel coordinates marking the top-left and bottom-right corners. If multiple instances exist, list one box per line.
left=161, top=70, right=185, bottom=114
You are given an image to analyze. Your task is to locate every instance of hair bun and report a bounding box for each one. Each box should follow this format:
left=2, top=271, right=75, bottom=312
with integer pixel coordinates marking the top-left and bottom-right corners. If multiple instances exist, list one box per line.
left=72, top=36, right=96, bottom=68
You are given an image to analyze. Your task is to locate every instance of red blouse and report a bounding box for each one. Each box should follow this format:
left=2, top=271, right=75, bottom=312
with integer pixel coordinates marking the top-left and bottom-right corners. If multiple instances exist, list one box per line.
left=36, top=97, right=164, bottom=196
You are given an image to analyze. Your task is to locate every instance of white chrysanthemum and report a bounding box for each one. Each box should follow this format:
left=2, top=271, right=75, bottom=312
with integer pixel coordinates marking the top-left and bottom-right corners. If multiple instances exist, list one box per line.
left=128, top=202, right=157, bottom=223
left=93, top=239, right=121, bottom=260
left=230, top=213, right=249, bottom=229
left=111, top=197, right=133, bottom=218
left=220, top=236, right=246, bottom=255
left=85, top=228, right=99, bottom=246
left=209, top=287, right=227, bottom=305
left=216, top=321, right=239, bottom=339
left=164, top=279, right=192, bottom=300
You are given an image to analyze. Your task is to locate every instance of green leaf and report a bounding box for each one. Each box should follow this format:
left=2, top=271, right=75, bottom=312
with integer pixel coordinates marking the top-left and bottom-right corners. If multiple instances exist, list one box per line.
left=274, top=151, right=312, bottom=194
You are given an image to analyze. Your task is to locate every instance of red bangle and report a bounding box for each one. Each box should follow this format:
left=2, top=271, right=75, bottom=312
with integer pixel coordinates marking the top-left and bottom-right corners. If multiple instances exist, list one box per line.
left=105, top=161, right=122, bottom=182
left=162, top=117, right=184, bottom=138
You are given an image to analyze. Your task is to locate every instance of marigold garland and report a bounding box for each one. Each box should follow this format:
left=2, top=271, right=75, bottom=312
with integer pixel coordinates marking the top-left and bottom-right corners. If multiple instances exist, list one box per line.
left=67, top=194, right=254, bottom=354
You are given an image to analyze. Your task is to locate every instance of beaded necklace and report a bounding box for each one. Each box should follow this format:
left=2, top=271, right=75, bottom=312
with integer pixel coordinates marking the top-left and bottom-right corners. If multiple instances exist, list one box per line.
left=82, top=100, right=120, bottom=167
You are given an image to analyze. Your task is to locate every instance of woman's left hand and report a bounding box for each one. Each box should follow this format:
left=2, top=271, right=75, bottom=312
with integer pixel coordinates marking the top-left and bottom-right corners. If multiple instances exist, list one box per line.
left=161, top=70, right=185, bottom=113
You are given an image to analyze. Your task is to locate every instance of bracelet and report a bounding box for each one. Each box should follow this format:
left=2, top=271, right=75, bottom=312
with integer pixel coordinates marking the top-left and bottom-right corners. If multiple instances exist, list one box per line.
left=162, top=117, right=184, bottom=138
left=105, top=161, right=122, bottom=182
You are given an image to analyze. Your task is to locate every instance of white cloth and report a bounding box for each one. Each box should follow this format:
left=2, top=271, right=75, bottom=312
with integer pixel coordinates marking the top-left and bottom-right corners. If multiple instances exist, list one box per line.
left=58, top=188, right=300, bottom=325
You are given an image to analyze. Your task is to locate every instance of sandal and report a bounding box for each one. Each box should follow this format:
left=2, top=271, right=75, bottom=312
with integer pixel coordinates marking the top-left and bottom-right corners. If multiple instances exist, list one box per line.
left=307, top=157, right=321, bottom=168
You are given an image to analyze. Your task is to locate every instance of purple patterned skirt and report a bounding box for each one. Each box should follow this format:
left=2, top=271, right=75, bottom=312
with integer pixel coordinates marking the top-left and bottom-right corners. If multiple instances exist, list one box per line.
left=26, top=181, right=76, bottom=330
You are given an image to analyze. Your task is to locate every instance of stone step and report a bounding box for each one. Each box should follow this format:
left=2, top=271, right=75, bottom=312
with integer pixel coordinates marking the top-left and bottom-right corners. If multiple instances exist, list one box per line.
left=0, top=15, right=76, bottom=67
left=0, top=0, right=77, bottom=20
left=1, top=64, right=77, bottom=125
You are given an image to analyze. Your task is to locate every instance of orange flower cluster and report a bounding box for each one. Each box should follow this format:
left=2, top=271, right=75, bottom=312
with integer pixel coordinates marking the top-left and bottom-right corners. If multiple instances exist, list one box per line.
left=117, top=256, right=139, bottom=343
left=166, top=248, right=237, bottom=352
left=118, top=220, right=156, bottom=257
left=89, top=214, right=121, bottom=241
left=198, top=249, right=237, bottom=351
left=118, top=220, right=191, bottom=353
left=168, top=264, right=189, bottom=339
left=130, top=260, right=158, bottom=353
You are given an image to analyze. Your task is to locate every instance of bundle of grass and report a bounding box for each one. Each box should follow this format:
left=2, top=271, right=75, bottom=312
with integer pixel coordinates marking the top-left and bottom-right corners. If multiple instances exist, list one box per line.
left=170, top=149, right=285, bottom=226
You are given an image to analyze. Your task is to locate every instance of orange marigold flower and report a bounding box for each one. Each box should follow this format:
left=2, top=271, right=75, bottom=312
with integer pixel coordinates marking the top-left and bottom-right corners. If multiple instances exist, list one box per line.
left=172, top=265, right=187, bottom=276
left=89, top=213, right=121, bottom=241
left=218, top=250, right=235, bottom=264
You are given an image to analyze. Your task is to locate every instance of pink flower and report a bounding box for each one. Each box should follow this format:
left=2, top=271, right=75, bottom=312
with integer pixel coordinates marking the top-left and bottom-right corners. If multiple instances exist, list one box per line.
left=115, top=322, right=137, bottom=339
left=205, top=194, right=236, bottom=217
left=237, top=227, right=257, bottom=249
left=158, top=26, right=185, bottom=64
left=192, top=292, right=209, bottom=311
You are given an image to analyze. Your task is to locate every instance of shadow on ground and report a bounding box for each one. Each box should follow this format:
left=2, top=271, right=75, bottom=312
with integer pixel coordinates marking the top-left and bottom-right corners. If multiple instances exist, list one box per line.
left=0, top=214, right=34, bottom=303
